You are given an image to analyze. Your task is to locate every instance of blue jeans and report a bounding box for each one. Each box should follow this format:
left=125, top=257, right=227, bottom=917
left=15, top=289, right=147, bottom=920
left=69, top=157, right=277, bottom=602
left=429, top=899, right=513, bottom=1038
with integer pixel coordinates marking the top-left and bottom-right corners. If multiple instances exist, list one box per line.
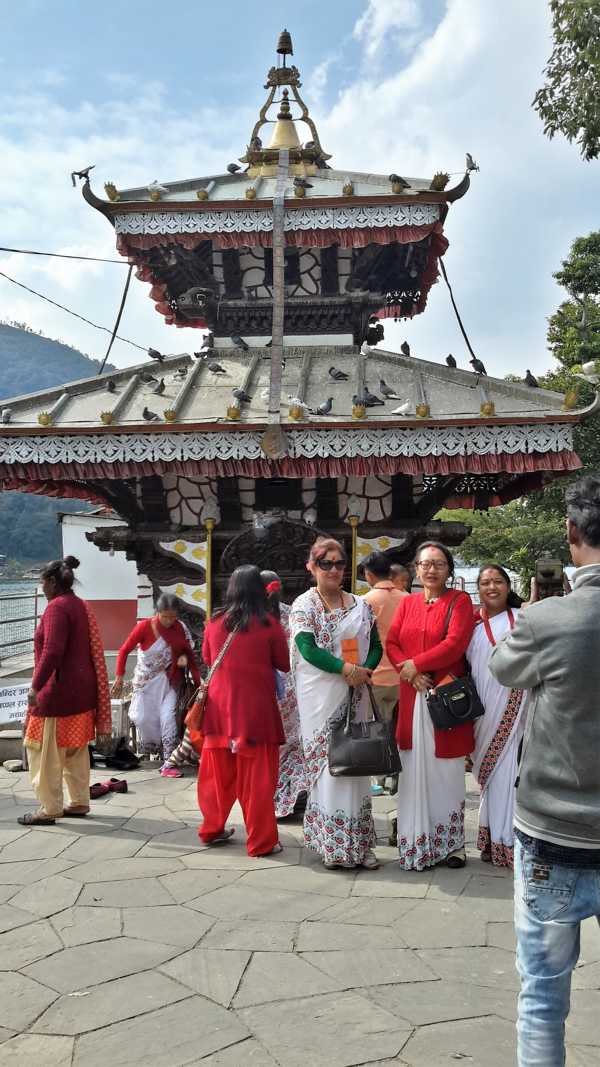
left=514, top=837, right=600, bottom=1066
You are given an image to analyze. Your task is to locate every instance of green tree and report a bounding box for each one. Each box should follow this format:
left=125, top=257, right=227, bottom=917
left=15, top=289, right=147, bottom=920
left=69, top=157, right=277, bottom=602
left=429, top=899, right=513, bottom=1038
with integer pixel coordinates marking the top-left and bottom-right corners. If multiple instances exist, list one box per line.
left=534, top=0, right=600, bottom=160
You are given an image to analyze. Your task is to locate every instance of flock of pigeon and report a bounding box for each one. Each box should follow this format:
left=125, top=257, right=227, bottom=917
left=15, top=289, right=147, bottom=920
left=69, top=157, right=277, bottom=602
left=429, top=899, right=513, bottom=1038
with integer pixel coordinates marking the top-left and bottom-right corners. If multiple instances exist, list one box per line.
left=102, top=331, right=541, bottom=423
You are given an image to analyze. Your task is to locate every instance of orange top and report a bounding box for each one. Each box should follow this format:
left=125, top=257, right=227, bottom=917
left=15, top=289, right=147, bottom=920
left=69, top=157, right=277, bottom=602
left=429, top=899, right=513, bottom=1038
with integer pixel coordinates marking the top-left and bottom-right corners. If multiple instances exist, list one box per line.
left=364, top=581, right=408, bottom=686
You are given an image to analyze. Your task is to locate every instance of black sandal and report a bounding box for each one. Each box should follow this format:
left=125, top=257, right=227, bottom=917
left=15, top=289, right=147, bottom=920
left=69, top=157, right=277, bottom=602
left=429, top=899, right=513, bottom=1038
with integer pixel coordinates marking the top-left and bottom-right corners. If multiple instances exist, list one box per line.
left=17, top=811, right=56, bottom=826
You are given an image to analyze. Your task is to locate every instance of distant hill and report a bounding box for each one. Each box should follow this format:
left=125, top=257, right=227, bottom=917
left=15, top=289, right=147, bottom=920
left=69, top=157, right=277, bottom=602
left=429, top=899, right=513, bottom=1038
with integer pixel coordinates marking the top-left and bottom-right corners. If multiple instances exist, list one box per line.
left=0, top=324, right=115, bottom=563
left=0, top=321, right=114, bottom=399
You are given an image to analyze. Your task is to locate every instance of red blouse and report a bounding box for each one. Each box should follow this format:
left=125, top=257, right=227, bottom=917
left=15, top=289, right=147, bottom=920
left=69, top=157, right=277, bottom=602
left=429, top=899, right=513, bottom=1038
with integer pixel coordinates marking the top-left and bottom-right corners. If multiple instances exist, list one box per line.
left=116, top=617, right=200, bottom=687
left=201, top=614, right=289, bottom=746
left=386, top=589, right=475, bottom=758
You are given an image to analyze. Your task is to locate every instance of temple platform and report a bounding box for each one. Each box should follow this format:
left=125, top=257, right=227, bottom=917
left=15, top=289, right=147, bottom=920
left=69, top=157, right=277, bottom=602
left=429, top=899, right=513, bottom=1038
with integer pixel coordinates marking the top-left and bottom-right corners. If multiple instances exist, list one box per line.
left=0, top=766, right=596, bottom=1065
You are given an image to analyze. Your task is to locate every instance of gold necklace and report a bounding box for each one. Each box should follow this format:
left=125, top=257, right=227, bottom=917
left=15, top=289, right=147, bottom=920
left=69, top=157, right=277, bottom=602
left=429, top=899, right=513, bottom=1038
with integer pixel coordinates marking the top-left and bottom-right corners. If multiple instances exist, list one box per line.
left=318, top=588, right=344, bottom=612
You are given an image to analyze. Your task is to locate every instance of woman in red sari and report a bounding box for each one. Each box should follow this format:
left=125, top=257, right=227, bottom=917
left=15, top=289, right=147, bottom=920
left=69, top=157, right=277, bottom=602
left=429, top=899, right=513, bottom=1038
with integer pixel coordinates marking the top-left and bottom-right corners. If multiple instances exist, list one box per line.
left=386, top=542, right=475, bottom=870
left=19, top=556, right=111, bottom=825
left=198, top=565, right=289, bottom=857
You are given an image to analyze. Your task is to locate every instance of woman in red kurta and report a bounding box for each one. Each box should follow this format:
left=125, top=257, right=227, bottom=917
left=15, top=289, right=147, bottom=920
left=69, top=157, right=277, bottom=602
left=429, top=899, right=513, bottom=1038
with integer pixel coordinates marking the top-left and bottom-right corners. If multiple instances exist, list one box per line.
left=386, top=542, right=475, bottom=871
left=20, top=556, right=112, bottom=825
left=198, top=564, right=290, bottom=857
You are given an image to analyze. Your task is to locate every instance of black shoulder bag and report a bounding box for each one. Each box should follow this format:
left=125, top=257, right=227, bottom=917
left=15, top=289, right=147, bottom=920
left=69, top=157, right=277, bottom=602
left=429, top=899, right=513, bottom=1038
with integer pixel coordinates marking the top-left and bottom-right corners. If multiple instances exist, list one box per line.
left=425, top=593, right=485, bottom=731
left=328, top=687, right=402, bottom=778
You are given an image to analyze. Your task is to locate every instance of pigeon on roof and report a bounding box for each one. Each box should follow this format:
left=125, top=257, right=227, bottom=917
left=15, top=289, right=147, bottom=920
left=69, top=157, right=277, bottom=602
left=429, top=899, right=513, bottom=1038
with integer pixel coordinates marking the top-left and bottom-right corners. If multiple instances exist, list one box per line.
left=446, top=354, right=457, bottom=368
left=470, top=356, right=487, bottom=375
left=329, top=366, right=349, bottom=381
left=143, top=406, right=160, bottom=421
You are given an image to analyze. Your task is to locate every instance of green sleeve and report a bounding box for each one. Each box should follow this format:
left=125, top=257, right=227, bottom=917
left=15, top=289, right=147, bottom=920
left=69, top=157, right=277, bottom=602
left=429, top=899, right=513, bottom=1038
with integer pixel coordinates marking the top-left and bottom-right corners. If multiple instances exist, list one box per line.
left=294, top=632, right=344, bottom=674
left=364, top=625, right=382, bottom=670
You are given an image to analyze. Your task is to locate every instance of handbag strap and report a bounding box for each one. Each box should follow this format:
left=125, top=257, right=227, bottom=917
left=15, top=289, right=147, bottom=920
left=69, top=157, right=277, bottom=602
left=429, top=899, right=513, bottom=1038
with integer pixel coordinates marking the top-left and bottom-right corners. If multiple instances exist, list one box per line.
left=440, top=591, right=461, bottom=640
left=345, top=684, right=382, bottom=728
left=202, top=627, right=237, bottom=690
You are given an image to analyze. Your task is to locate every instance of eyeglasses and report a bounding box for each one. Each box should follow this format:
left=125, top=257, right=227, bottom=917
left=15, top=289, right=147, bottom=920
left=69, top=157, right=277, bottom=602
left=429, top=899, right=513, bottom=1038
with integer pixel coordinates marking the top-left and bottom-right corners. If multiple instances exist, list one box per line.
left=316, top=559, right=345, bottom=571
left=417, top=560, right=448, bottom=571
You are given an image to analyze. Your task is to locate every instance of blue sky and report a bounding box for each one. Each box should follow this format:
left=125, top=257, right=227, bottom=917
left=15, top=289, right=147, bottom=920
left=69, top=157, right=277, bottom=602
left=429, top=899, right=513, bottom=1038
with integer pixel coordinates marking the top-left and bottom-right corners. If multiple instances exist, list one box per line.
left=1, top=1, right=598, bottom=377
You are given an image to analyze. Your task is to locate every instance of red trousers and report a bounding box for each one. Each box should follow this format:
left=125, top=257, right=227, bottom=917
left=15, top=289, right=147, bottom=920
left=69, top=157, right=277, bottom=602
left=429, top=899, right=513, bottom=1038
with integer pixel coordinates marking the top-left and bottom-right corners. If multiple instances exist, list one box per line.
left=197, top=743, right=280, bottom=857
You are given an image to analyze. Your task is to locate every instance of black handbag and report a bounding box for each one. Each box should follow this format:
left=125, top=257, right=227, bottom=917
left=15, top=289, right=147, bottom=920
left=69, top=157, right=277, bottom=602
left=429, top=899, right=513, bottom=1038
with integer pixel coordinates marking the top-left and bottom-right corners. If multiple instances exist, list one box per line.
left=328, top=687, right=402, bottom=778
left=425, top=593, right=484, bottom=731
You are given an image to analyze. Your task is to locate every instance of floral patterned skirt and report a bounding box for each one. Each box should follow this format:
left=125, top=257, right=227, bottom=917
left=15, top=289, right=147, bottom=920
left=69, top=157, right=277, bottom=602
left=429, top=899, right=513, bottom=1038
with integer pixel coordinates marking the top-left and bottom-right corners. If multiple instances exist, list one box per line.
left=396, top=694, right=465, bottom=871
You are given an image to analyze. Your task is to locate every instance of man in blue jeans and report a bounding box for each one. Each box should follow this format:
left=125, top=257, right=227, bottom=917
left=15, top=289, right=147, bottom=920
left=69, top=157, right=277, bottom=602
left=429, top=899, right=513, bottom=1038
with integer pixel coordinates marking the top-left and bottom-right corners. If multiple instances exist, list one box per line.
left=489, top=474, right=600, bottom=1066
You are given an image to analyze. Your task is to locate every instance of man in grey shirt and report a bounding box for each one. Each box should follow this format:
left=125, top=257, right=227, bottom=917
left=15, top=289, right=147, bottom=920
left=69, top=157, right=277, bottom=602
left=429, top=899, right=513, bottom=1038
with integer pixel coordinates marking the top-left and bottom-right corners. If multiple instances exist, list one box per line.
left=489, top=474, right=600, bottom=1066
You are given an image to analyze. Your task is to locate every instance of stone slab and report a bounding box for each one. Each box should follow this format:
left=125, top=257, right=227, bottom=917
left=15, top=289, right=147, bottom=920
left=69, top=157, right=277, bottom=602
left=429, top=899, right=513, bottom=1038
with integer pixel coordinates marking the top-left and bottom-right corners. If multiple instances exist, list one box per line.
left=33, top=970, right=192, bottom=1035
left=74, top=995, right=249, bottom=1066
left=8, top=874, right=80, bottom=918
left=238, top=863, right=355, bottom=899
left=401, top=1015, right=516, bottom=1066
left=181, top=847, right=302, bottom=871
left=572, top=961, right=600, bottom=990
left=233, top=951, right=344, bottom=1008
left=455, top=874, right=515, bottom=922
left=312, top=896, right=418, bottom=926
left=196, top=1038, right=280, bottom=1066
left=201, top=918, right=296, bottom=952
left=296, top=920, right=407, bottom=952
left=0, top=831, right=71, bottom=862
left=0, top=972, right=58, bottom=1031
left=62, top=857, right=180, bottom=883
left=78, top=877, right=175, bottom=908
left=568, top=989, right=600, bottom=1045
left=50, top=906, right=122, bottom=948
left=0, top=918, right=62, bottom=969
left=417, top=945, right=520, bottom=991
left=23, top=936, right=179, bottom=993
left=0, top=858, right=75, bottom=886
left=191, top=884, right=335, bottom=922
left=0, top=829, right=28, bottom=847
left=580, top=917, right=600, bottom=965
left=122, top=905, right=214, bottom=947
left=567, top=1047, right=600, bottom=1067
left=161, top=946, right=250, bottom=1007
left=121, top=807, right=188, bottom=838
left=159, top=867, right=243, bottom=903
left=59, top=831, right=146, bottom=863
left=236, top=990, right=410, bottom=1067
left=0, top=903, right=37, bottom=935
left=487, top=921, right=516, bottom=951
left=365, top=978, right=518, bottom=1026
left=351, top=864, right=432, bottom=899
left=302, top=947, right=437, bottom=989
left=0, top=1035, right=73, bottom=1066
left=394, top=900, right=487, bottom=949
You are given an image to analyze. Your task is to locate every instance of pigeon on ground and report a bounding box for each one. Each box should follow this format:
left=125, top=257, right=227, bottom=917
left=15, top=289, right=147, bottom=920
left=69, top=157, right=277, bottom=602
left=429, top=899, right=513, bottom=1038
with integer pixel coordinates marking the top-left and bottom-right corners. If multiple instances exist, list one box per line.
left=363, top=388, right=385, bottom=407
left=391, top=400, right=413, bottom=415
left=466, top=153, right=479, bottom=172
left=329, top=366, right=349, bottom=381
left=311, top=397, right=333, bottom=416
left=152, top=378, right=166, bottom=395
left=232, top=388, right=252, bottom=404
left=147, top=348, right=165, bottom=362
left=227, top=163, right=241, bottom=174
left=470, top=356, right=487, bottom=375
left=143, top=406, right=160, bottom=422
left=525, top=369, right=539, bottom=388
left=360, top=341, right=372, bottom=356
left=207, top=362, right=227, bottom=374
left=294, top=177, right=313, bottom=190
left=379, top=378, right=402, bottom=399
left=400, top=341, right=411, bottom=357
left=140, top=371, right=158, bottom=384
left=106, top=379, right=116, bottom=393
left=70, top=165, right=95, bottom=186
left=446, top=354, right=457, bottom=368
left=231, top=335, right=249, bottom=351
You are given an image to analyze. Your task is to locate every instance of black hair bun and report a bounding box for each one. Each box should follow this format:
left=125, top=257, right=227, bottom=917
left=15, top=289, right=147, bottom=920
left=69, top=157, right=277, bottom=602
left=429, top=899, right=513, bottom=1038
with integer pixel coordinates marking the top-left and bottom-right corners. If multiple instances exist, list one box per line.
left=63, top=555, right=80, bottom=570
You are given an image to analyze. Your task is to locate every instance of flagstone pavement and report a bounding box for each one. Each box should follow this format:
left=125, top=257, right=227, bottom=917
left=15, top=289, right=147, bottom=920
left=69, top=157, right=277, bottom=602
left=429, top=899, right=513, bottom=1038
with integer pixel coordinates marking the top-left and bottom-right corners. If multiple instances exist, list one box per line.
left=0, top=764, right=597, bottom=1067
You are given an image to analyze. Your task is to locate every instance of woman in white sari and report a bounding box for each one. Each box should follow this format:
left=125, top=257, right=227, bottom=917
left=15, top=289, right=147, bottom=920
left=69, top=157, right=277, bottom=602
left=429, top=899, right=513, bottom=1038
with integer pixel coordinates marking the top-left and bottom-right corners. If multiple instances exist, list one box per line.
left=290, top=538, right=382, bottom=870
left=468, top=565, right=528, bottom=868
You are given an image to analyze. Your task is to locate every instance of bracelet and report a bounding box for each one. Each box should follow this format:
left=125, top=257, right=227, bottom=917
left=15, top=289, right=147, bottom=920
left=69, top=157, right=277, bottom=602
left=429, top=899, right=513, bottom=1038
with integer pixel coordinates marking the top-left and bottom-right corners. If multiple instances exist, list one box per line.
left=346, top=663, right=358, bottom=680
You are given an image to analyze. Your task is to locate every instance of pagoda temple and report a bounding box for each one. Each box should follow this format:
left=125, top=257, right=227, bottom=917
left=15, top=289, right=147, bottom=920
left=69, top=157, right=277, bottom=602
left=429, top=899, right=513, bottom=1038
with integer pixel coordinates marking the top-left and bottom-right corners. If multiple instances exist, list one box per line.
left=0, top=31, right=594, bottom=639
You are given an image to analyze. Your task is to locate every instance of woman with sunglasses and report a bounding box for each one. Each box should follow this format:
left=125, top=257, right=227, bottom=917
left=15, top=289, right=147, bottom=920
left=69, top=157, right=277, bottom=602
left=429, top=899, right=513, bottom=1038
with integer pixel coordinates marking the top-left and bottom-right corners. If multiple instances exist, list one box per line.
left=290, top=537, right=382, bottom=869
left=468, top=564, right=526, bottom=867
left=386, top=541, right=475, bottom=871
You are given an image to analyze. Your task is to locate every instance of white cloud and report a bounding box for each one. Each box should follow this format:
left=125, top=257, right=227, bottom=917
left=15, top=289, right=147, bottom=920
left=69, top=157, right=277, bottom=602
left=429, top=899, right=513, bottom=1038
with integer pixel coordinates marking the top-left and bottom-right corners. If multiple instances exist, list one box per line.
left=353, top=0, right=422, bottom=59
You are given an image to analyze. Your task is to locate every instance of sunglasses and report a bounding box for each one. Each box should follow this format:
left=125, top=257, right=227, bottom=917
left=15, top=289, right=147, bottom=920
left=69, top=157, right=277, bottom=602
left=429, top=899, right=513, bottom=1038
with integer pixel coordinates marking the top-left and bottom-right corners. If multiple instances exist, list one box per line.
left=316, top=559, right=346, bottom=571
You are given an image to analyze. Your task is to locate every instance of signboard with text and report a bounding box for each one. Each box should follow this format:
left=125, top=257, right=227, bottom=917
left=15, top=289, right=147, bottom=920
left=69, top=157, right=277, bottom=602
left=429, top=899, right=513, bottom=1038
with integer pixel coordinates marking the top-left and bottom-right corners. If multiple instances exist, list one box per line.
left=0, top=684, right=29, bottom=729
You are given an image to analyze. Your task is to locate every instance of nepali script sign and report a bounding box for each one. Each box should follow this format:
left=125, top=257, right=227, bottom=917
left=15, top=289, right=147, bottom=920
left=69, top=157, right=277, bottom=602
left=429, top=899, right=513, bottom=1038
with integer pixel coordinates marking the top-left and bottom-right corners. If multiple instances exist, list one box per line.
left=0, top=683, right=29, bottom=729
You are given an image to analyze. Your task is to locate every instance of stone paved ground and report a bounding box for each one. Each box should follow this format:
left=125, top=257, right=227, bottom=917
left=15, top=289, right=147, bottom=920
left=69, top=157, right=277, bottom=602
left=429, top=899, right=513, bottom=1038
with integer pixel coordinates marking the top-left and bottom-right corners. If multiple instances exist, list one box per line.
left=0, top=764, right=598, bottom=1067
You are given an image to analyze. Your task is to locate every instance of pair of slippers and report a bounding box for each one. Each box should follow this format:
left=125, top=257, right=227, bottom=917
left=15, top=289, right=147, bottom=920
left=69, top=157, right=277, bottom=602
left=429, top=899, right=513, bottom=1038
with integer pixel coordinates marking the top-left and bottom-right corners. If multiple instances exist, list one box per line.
left=90, top=778, right=128, bottom=799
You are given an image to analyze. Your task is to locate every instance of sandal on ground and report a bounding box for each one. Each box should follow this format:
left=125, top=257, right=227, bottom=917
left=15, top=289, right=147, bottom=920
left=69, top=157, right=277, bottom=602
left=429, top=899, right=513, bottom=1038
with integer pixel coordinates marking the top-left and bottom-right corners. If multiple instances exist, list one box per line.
left=89, top=782, right=110, bottom=799
left=203, top=827, right=235, bottom=846
left=480, top=849, right=492, bottom=864
left=256, top=842, right=283, bottom=857
left=361, top=850, right=379, bottom=870
left=17, top=810, right=57, bottom=826
left=63, top=806, right=90, bottom=817
left=160, top=765, right=183, bottom=778
left=324, top=858, right=356, bottom=869
left=445, top=849, right=467, bottom=869
left=108, top=778, right=128, bottom=793
left=388, top=816, right=398, bottom=848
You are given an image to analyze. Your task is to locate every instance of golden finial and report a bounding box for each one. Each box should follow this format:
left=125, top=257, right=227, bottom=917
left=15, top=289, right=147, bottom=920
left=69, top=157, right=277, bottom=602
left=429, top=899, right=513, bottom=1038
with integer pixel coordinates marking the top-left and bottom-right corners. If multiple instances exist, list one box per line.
left=562, top=388, right=579, bottom=410
left=245, top=187, right=257, bottom=200
left=226, top=403, right=242, bottom=421
left=196, top=188, right=209, bottom=201
left=342, top=179, right=354, bottom=196
left=288, top=403, right=305, bottom=421
left=352, top=403, right=367, bottom=420
left=163, top=408, right=177, bottom=422
left=480, top=400, right=495, bottom=417
left=100, top=411, right=114, bottom=425
left=415, top=403, right=430, bottom=418
left=430, top=172, right=450, bottom=191
left=37, top=412, right=52, bottom=426
left=104, top=182, right=120, bottom=202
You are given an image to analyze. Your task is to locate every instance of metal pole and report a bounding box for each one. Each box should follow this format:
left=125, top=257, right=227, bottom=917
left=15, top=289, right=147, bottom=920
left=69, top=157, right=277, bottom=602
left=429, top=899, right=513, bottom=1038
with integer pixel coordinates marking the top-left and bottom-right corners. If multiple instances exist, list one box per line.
left=349, top=517, right=359, bottom=594
left=205, top=518, right=215, bottom=619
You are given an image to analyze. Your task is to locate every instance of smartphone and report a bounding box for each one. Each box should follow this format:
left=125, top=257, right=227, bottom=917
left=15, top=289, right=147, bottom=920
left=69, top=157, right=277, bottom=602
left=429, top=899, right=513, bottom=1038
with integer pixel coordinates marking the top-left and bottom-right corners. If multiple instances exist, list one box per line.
left=535, top=557, right=564, bottom=599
